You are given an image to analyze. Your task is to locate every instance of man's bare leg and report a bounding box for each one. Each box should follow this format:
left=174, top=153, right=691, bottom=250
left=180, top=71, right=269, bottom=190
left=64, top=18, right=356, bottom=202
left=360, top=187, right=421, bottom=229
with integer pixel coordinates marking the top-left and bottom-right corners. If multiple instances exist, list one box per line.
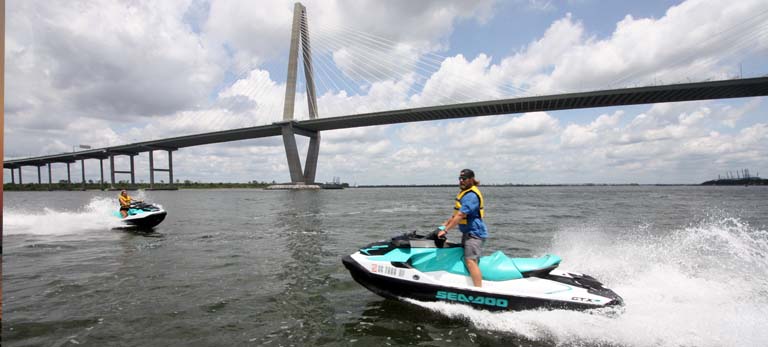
left=465, top=258, right=482, bottom=287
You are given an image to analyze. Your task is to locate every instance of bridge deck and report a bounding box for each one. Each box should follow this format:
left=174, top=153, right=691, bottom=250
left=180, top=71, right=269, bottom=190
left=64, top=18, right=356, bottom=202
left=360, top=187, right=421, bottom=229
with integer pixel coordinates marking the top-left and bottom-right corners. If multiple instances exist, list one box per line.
left=5, top=77, right=768, bottom=168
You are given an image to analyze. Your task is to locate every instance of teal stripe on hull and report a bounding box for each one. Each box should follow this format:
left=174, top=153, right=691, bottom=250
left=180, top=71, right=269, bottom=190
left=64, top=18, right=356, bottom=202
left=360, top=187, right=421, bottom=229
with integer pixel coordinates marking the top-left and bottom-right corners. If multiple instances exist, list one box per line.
left=367, top=247, right=561, bottom=281
left=113, top=209, right=147, bottom=218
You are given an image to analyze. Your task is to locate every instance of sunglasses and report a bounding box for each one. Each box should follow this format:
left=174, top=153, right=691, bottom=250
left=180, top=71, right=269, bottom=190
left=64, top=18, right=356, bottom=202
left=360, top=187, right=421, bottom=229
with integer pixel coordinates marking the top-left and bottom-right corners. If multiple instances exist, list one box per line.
left=458, top=176, right=469, bottom=181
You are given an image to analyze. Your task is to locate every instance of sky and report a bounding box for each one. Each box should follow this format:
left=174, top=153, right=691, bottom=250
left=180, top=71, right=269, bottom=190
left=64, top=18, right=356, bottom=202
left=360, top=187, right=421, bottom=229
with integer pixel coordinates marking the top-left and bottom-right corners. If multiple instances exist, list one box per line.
left=4, top=0, right=768, bottom=185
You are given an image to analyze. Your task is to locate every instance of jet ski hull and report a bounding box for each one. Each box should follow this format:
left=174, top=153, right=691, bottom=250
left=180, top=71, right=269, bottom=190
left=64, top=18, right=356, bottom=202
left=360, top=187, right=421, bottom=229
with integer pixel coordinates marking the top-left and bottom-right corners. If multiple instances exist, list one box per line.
left=120, top=210, right=167, bottom=229
left=114, top=202, right=167, bottom=229
left=342, top=232, right=623, bottom=312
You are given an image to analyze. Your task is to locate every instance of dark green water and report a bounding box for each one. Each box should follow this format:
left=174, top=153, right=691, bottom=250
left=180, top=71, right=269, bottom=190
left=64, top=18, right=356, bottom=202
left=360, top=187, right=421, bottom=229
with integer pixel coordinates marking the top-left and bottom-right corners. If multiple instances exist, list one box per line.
left=3, top=187, right=768, bottom=346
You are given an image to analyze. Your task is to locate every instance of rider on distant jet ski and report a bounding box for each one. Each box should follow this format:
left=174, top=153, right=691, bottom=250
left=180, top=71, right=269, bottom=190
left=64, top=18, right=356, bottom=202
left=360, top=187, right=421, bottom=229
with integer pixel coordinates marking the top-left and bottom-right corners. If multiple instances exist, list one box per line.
left=436, top=168, right=488, bottom=287
left=119, top=190, right=132, bottom=218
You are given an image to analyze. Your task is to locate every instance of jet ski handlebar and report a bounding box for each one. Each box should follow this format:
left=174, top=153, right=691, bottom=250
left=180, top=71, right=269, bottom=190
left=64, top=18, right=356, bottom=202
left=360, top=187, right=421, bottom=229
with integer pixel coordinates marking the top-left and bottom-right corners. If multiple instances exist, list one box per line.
left=392, top=230, right=448, bottom=248
left=429, top=229, right=447, bottom=248
left=128, top=201, right=161, bottom=211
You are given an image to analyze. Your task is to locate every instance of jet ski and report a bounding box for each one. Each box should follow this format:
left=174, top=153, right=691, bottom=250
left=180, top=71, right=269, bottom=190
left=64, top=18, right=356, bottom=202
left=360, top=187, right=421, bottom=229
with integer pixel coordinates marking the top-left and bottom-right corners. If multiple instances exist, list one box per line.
left=113, top=201, right=167, bottom=229
left=342, top=231, right=623, bottom=311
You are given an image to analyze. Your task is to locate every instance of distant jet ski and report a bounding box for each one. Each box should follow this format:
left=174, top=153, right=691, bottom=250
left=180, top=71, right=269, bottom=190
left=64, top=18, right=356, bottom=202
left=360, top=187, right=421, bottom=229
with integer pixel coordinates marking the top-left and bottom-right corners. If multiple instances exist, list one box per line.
left=113, top=201, right=167, bottom=229
left=342, top=231, right=623, bottom=311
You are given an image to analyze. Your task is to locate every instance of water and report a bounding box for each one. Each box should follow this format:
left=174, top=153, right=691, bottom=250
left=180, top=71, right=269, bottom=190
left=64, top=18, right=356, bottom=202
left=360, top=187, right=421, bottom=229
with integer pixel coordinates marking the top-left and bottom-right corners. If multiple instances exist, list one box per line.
left=3, top=186, right=768, bottom=346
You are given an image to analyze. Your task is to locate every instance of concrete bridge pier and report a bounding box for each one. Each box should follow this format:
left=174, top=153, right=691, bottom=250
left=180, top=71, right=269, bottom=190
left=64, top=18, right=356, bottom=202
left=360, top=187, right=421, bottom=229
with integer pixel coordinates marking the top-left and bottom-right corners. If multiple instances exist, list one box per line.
left=109, top=156, right=114, bottom=188
left=281, top=124, right=304, bottom=183
left=99, top=159, right=105, bottom=190
left=109, top=153, right=138, bottom=189
left=303, top=133, right=320, bottom=184
left=279, top=121, right=320, bottom=184
left=17, top=167, right=22, bottom=184
left=37, top=165, right=42, bottom=184
left=80, top=159, right=86, bottom=190
left=168, top=150, right=174, bottom=187
left=148, top=149, right=176, bottom=189
left=47, top=163, right=52, bottom=190
left=7, top=167, right=16, bottom=184
left=149, top=151, right=155, bottom=188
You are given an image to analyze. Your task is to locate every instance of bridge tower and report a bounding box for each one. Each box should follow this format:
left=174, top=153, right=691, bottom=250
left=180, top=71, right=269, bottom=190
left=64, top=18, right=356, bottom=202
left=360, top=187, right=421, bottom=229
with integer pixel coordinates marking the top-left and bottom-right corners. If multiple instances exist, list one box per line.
left=280, top=2, right=320, bottom=184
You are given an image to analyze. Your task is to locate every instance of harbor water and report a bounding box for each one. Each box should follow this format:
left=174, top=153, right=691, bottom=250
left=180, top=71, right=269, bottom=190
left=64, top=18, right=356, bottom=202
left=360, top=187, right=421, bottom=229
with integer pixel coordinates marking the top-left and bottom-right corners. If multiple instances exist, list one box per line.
left=3, top=186, right=768, bottom=346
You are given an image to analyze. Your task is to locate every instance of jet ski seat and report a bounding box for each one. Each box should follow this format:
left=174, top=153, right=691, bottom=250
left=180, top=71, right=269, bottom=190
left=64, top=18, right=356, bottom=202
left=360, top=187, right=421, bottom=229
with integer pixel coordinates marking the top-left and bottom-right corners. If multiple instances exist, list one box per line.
left=479, top=251, right=561, bottom=281
left=408, top=248, right=561, bottom=281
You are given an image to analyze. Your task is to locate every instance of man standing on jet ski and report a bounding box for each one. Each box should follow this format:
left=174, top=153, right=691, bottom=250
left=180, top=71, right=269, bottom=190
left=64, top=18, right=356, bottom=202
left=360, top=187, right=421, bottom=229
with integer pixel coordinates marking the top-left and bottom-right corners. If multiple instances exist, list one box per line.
left=437, top=168, right=488, bottom=287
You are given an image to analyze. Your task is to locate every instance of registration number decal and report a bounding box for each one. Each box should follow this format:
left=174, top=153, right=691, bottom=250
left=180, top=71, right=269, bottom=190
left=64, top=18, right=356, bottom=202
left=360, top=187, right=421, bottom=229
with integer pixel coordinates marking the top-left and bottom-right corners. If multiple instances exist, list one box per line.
left=371, top=264, right=405, bottom=277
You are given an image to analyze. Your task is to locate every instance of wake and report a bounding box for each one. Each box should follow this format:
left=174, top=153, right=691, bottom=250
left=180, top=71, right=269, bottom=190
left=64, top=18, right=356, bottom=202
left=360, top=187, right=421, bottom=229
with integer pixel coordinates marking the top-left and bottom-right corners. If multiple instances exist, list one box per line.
left=409, top=215, right=768, bottom=346
left=4, top=197, right=127, bottom=236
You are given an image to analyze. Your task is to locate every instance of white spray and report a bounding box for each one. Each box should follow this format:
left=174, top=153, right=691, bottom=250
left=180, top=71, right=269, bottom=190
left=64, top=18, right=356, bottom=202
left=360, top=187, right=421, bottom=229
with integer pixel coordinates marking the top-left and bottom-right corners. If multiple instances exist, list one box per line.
left=409, top=215, right=768, bottom=346
left=3, top=196, right=148, bottom=235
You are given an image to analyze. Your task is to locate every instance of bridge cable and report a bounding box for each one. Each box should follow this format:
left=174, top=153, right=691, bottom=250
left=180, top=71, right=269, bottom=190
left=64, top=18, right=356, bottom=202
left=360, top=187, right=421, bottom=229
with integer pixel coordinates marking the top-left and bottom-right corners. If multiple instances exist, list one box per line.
left=317, top=22, right=545, bottom=97
left=312, top=24, right=508, bottom=112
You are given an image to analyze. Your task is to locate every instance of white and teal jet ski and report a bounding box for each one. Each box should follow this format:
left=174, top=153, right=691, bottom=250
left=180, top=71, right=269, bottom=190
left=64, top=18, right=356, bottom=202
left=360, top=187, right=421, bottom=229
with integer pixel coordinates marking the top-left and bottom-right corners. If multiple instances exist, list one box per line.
left=113, top=201, right=167, bottom=229
left=342, top=231, right=623, bottom=311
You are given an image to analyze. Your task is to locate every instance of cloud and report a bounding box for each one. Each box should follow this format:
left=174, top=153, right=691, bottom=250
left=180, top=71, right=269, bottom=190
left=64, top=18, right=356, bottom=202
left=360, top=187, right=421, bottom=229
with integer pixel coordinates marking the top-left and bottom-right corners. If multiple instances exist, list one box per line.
left=561, top=111, right=623, bottom=148
left=498, top=13, right=586, bottom=93
left=497, top=112, right=560, bottom=138
left=412, top=54, right=506, bottom=106
left=397, top=123, right=443, bottom=143
left=203, top=0, right=495, bottom=80
left=5, top=0, right=767, bottom=185
left=546, top=0, right=768, bottom=90
left=719, top=98, right=762, bottom=128
left=523, top=0, right=556, bottom=12
left=6, top=0, right=222, bottom=123
left=203, top=0, right=292, bottom=70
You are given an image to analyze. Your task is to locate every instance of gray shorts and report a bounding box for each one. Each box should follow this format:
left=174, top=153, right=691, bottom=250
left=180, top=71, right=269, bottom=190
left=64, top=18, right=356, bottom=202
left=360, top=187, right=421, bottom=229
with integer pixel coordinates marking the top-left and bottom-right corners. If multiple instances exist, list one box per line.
left=462, top=233, right=485, bottom=260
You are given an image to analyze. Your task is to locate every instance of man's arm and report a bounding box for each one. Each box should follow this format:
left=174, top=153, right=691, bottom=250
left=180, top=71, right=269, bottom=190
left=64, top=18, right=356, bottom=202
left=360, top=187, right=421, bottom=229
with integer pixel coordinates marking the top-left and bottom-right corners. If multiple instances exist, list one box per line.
left=438, top=212, right=465, bottom=238
left=437, top=193, right=479, bottom=237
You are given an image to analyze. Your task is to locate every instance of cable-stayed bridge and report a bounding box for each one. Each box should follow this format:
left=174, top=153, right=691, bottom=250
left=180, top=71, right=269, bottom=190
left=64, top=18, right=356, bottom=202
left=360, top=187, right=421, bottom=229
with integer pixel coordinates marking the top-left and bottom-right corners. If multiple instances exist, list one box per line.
left=5, top=3, right=768, bottom=188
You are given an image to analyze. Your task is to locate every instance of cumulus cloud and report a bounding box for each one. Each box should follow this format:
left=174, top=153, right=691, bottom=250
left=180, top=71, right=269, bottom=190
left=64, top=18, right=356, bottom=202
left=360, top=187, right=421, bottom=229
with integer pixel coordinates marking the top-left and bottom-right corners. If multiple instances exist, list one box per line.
left=6, top=0, right=221, bottom=122
left=546, top=0, right=768, bottom=89
left=412, top=54, right=506, bottom=106
left=5, top=0, right=767, bottom=185
left=497, top=112, right=560, bottom=138
left=397, top=123, right=443, bottom=143
left=719, top=98, right=762, bottom=128
left=561, top=111, right=623, bottom=148
left=202, top=0, right=495, bottom=82
left=408, top=0, right=768, bottom=101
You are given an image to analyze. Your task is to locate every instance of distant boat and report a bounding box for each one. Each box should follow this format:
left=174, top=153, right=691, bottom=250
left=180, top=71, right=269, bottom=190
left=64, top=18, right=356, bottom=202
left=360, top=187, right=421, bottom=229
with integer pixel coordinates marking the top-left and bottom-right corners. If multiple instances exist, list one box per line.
left=265, top=183, right=320, bottom=190
left=320, top=176, right=346, bottom=189
left=320, top=182, right=344, bottom=189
